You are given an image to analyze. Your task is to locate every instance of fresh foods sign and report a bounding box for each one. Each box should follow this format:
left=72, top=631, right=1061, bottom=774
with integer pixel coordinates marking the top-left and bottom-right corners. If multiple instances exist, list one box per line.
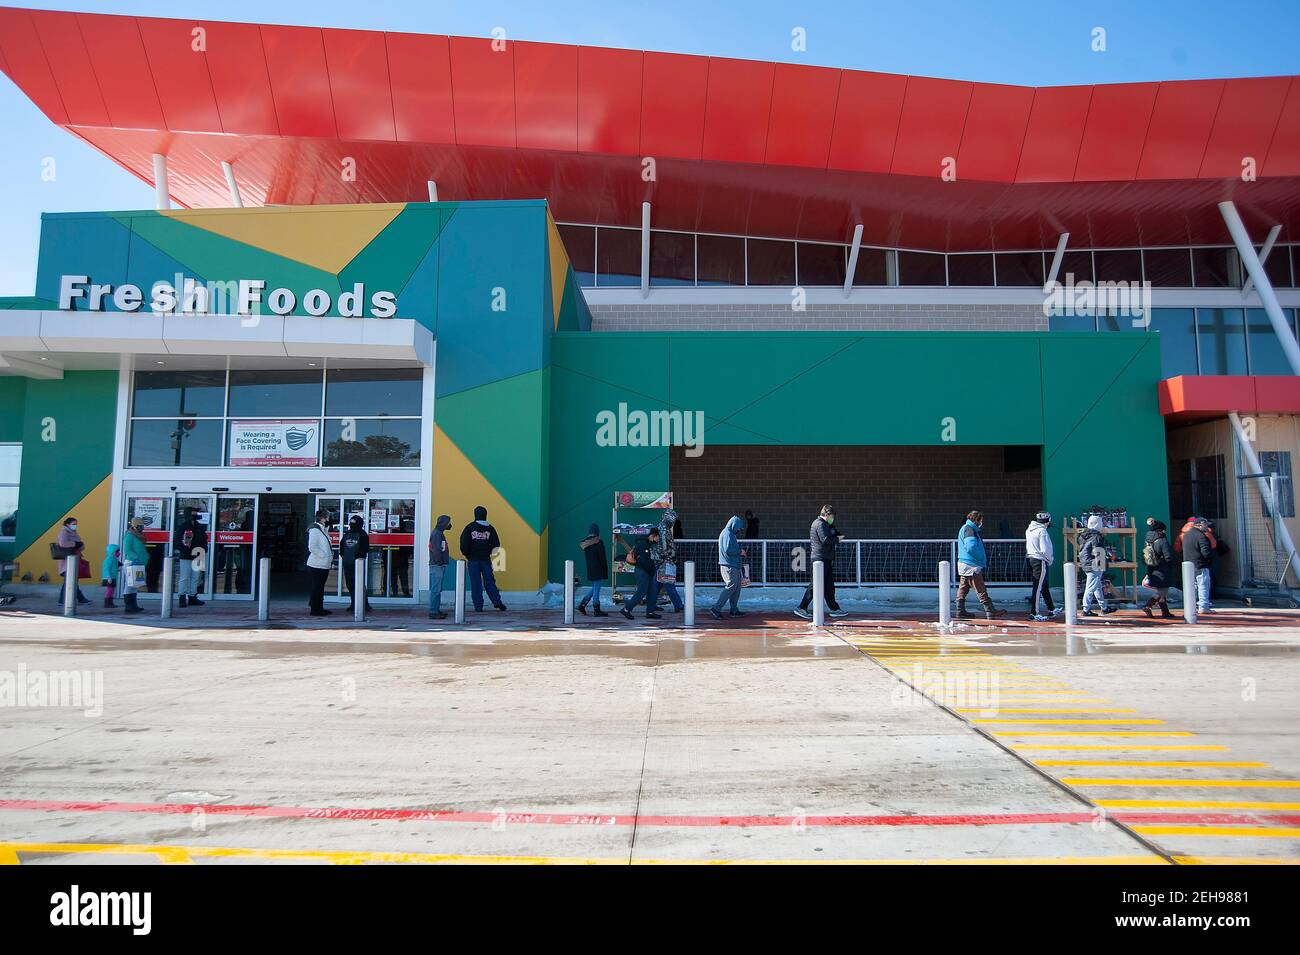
left=228, top=420, right=320, bottom=467
left=58, top=274, right=397, bottom=318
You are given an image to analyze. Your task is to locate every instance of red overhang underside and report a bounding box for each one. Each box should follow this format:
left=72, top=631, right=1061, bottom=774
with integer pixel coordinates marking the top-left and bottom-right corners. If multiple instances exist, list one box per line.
left=1, top=6, right=1298, bottom=250
left=1159, top=376, right=1300, bottom=424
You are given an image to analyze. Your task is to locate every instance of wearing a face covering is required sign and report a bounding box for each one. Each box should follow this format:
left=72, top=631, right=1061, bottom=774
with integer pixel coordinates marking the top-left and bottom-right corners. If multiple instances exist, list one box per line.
left=228, top=420, right=319, bottom=466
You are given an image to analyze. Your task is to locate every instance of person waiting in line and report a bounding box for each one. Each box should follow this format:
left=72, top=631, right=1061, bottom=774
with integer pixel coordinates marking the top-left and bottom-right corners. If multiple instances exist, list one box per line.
left=121, top=517, right=149, bottom=614
left=577, top=523, right=609, bottom=616
left=651, top=510, right=684, bottom=613
left=711, top=515, right=747, bottom=620
left=428, top=514, right=452, bottom=619
left=1141, top=518, right=1177, bottom=619
left=391, top=546, right=412, bottom=598
left=956, top=510, right=1003, bottom=620
left=340, top=514, right=372, bottom=613
left=794, top=505, right=847, bottom=620
left=100, top=542, right=121, bottom=609
left=306, top=509, right=334, bottom=617
left=744, top=510, right=760, bottom=540
left=1077, top=514, right=1115, bottom=617
left=460, top=505, right=507, bottom=612
left=172, top=507, right=207, bottom=608
left=1025, top=511, right=1059, bottom=621
left=620, top=526, right=662, bottom=620
left=1180, top=516, right=1216, bottom=615
left=55, top=516, right=90, bottom=606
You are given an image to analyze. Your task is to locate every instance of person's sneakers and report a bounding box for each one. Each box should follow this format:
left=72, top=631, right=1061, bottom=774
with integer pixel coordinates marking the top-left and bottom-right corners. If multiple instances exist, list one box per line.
left=592, top=607, right=608, bottom=617
left=1141, top=604, right=1154, bottom=618
left=1199, top=607, right=1215, bottom=614
left=728, top=609, right=745, bottom=617
left=645, top=612, right=662, bottom=620
left=1050, top=607, right=1065, bottom=618
left=955, top=608, right=971, bottom=619
left=828, top=608, right=849, bottom=618
left=1082, top=609, right=1098, bottom=617
left=428, top=611, right=447, bottom=619
left=1030, top=614, right=1050, bottom=622
left=310, top=609, right=332, bottom=617
left=984, top=608, right=1004, bottom=619
left=190, top=596, right=204, bottom=607
left=577, top=602, right=588, bottom=616
left=793, top=607, right=812, bottom=620
left=620, top=607, right=634, bottom=621
left=494, top=604, right=508, bottom=612
left=1101, top=606, right=1117, bottom=615
left=709, top=607, right=723, bottom=620
left=178, top=595, right=188, bottom=608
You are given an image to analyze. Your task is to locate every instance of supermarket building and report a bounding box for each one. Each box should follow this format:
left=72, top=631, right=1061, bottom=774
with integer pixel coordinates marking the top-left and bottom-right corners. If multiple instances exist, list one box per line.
left=0, top=6, right=1298, bottom=604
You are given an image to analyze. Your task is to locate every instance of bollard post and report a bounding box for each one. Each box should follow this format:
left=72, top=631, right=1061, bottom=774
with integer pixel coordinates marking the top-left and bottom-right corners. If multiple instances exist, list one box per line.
left=454, top=560, right=466, bottom=623
left=1182, top=561, right=1197, bottom=624
left=1064, top=562, right=1078, bottom=626
left=257, top=556, right=270, bottom=622
left=812, top=560, right=825, bottom=627
left=353, top=558, right=366, bottom=624
left=63, top=555, right=77, bottom=617
left=684, top=561, right=695, bottom=627
left=160, top=554, right=174, bottom=619
left=938, top=560, right=951, bottom=626
left=564, top=559, right=575, bottom=625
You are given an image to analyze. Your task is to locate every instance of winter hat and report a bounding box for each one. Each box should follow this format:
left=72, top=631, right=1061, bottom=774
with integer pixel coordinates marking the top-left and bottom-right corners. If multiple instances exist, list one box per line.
left=1035, top=511, right=1051, bottom=523
left=1147, top=517, right=1167, bottom=532
left=473, top=505, right=488, bottom=521
left=349, top=514, right=364, bottom=529
left=1086, top=514, right=1104, bottom=530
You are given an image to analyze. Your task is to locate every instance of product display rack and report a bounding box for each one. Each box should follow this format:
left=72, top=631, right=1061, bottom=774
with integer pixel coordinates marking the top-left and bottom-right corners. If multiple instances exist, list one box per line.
left=1063, top=515, right=1139, bottom=605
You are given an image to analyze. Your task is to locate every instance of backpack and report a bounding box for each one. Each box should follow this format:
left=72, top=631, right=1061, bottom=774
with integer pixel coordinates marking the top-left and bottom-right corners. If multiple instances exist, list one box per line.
left=1142, top=540, right=1157, bottom=568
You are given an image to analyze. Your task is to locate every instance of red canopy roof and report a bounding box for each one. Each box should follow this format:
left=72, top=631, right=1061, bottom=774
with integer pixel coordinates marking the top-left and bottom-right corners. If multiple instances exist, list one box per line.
left=2, top=6, right=1298, bottom=251
left=1160, top=376, right=1300, bottom=424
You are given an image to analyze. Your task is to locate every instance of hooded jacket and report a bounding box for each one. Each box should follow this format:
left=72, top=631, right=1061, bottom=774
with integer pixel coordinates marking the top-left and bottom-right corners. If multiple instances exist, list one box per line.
left=656, top=509, right=678, bottom=564
left=1077, top=528, right=1108, bottom=572
left=173, top=514, right=208, bottom=557
left=956, top=519, right=987, bottom=570
left=809, top=515, right=842, bottom=563
left=101, top=543, right=120, bottom=581
left=340, top=520, right=370, bottom=567
left=123, top=527, right=149, bottom=566
left=718, top=516, right=745, bottom=569
left=580, top=524, right=609, bottom=581
left=460, top=507, right=501, bottom=562
left=1143, top=528, right=1175, bottom=588
left=429, top=515, right=452, bottom=566
left=1181, top=524, right=1215, bottom=569
left=1025, top=520, right=1053, bottom=564
left=1175, top=519, right=1217, bottom=555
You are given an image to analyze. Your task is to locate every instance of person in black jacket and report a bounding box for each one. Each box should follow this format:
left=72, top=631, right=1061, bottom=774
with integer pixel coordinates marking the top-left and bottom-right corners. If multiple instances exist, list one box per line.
left=1140, top=517, right=1176, bottom=619
left=577, top=523, right=609, bottom=616
left=173, top=507, right=208, bottom=608
left=460, top=505, right=506, bottom=612
left=744, top=510, right=760, bottom=540
left=339, top=514, right=371, bottom=612
left=794, top=505, right=847, bottom=619
left=428, top=514, right=451, bottom=619
left=619, top=528, right=662, bottom=620
left=1181, top=517, right=1215, bottom=614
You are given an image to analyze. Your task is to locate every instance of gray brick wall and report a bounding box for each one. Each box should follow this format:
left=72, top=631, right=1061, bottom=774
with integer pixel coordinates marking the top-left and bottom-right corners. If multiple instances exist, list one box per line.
left=588, top=302, right=1049, bottom=332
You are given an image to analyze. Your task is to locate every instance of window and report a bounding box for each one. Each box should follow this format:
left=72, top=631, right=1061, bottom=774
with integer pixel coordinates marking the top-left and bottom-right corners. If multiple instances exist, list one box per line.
left=897, top=251, right=946, bottom=286
left=558, top=225, right=595, bottom=287
left=1142, top=249, right=1193, bottom=287
left=994, top=252, right=1044, bottom=287
left=1048, top=313, right=1097, bottom=332
left=323, top=419, right=421, bottom=467
left=1057, top=250, right=1094, bottom=285
left=131, top=370, right=226, bottom=417
left=1196, top=308, right=1248, bottom=375
left=1094, top=249, right=1142, bottom=284
left=852, top=248, right=890, bottom=286
left=745, top=239, right=795, bottom=286
left=0, top=444, right=18, bottom=541
left=325, top=368, right=422, bottom=417
left=1170, top=455, right=1227, bottom=520
left=228, top=368, right=322, bottom=417
left=595, top=227, right=639, bottom=287
left=650, top=231, right=695, bottom=286
left=1146, top=309, right=1199, bottom=377
left=696, top=234, right=745, bottom=286
left=1192, top=247, right=1241, bottom=288
left=1258, top=451, right=1295, bottom=518
left=946, top=253, right=994, bottom=286
left=1245, top=309, right=1298, bottom=376
left=796, top=242, right=846, bottom=286
left=129, top=419, right=225, bottom=467
left=1263, top=244, right=1293, bottom=289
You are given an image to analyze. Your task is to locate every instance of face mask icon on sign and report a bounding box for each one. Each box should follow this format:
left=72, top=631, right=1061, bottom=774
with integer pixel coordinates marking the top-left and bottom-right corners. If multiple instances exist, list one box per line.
left=285, top=428, right=314, bottom=451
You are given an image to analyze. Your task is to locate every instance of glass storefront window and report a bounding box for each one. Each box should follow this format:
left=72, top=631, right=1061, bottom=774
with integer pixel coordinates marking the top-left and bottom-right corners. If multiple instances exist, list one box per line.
left=595, top=227, right=640, bottom=287
left=746, top=239, right=795, bottom=286
left=650, top=231, right=695, bottom=286
left=898, top=251, right=946, bottom=286
left=0, top=444, right=18, bottom=539
left=1094, top=249, right=1142, bottom=284
left=1146, top=309, right=1199, bottom=377
left=131, top=369, right=226, bottom=417
left=853, top=248, right=889, bottom=286
left=994, top=252, right=1044, bottom=287
left=323, top=419, right=421, bottom=467
left=324, top=368, right=422, bottom=417
left=228, top=368, right=323, bottom=417
left=558, top=224, right=595, bottom=287
left=1056, top=250, right=1093, bottom=285
left=1246, top=308, right=1298, bottom=375
left=129, top=419, right=224, bottom=467
left=946, top=253, right=994, bottom=286
left=796, top=242, right=846, bottom=286
left=1196, top=308, right=1248, bottom=375
left=1142, top=249, right=1193, bottom=287
left=1264, top=246, right=1293, bottom=288
left=696, top=234, right=745, bottom=286
left=1192, top=247, right=1241, bottom=288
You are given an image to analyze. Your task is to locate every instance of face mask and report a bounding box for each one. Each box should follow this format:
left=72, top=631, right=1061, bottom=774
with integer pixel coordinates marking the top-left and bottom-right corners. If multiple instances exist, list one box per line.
left=825, top=516, right=834, bottom=525
left=68, top=524, right=77, bottom=532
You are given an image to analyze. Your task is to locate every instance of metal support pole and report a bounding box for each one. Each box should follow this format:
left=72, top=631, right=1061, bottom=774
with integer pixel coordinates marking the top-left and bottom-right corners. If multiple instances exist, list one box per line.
left=62, top=555, right=77, bottom=617
left=1044, top=232, right=1070, bottom=289
left=938, top=560, right=951, bottom=626
left=427, top=180, right=438, bottom=202
left=640, top=201, right=651, bottom=298
left=1230, top=411, right=1300, bottom=581
left=454, top=560, right=466, bottom=623
left=160, top=555, right=173, bottom=619
left=1241, top=224, right=1281, bottom=297
left=1218, top=200, right=1300, bottom=375
left=564, top=559, right=575, bottom=625
left=1064, top=562, right=1078, bottom=626
left=843, top=223, right=864, bottom=298
left=257, top=556, right=270, bottom=622
left=812, top=561, right=825, bottom=627
left=152, top=153, right=170, bottom=210
left=221, top=161, right=242, bottom=208
left=353, top=558, right=366, bottom=623
left=1182, top=561, right=1198, bottom=624
left=684, top=561, right=695, bottom=627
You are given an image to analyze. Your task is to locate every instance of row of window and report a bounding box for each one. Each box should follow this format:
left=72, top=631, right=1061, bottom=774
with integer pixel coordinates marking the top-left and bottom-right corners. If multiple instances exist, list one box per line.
left=0, top=443, right=18, bottom=542
left=132, top=366, right=423, bottom=419
left=127, top=418, right=421, bottom=468
left=559, top=223, right=1299, bottom=291
left=1052, top=307, right=1300, bottom=378
left=1169, top=452, right=1294, bottom=520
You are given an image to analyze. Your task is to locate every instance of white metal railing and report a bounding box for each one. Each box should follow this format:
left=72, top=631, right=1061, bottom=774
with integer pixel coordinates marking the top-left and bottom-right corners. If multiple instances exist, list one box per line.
left=671, top=538, right=1028, bottom=588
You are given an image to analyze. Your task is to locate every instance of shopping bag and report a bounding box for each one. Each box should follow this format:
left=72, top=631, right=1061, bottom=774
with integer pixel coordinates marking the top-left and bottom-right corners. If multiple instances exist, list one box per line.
left=657, top=561, right=677, bottom=584
left=741, top=562, right=752, bottom=587
left=77, top=558, right=91, bottom=580
left=125, top=564, right=146, bottom=590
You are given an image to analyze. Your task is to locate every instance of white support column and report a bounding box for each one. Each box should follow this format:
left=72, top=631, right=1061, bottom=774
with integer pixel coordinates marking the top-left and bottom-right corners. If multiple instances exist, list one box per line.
left=1230, top=411, right=1300, bottom=581
left=454, top=560, right=466, bottom=623
left=938, top=560, right=951, bottom=626
left=1242, top=224, right=1282, bottom=297
left=1045, top=232, right=1071, bottom=290
left=62, top=556, right=77, bottom=617
left=221, top=161, right=243, bottom=208
left=564, top=560, right=575, bottom=625
left=427, top=180, right=438, bottom=202
left=640, top=201, right=651, bottom=299
left=353, top=559, right=366, bottom=623
left=1182, top=561, right=1198, bottom=624
left=684, top=561, right=695, bottom=627
left=160, top=556, right=174, bottom=619
left=843, top=224, right=864, bottom=298
left=812, top=561, right=825, bottom=627
left=257, top=557, right=270, bottom=621
left=152, top=153, right=170, bottom=210
left=1064, top=562, right=1078, bottom=626
left=1218, top=201, right=1300, bottom=375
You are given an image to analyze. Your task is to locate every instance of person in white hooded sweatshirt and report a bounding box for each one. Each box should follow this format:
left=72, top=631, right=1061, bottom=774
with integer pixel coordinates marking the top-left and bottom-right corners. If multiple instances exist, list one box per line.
left=1025, top=511, right=1059, bottom=621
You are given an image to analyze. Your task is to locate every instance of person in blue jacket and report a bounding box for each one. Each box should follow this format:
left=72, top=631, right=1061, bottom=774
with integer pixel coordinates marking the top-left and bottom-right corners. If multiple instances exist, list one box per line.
left=710, top=515, right=747, bottom=620
left=956, top=510, right=1003, bottom=620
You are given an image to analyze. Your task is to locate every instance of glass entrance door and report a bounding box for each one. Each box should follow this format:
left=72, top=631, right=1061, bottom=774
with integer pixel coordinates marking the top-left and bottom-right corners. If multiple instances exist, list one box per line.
left=124, top=493, right=172, bottom=598
left=211, top=495, right=257, bottom=598
left=172, top=494, right=215, bottom=601
left=315, top=493, right=417, bottom=603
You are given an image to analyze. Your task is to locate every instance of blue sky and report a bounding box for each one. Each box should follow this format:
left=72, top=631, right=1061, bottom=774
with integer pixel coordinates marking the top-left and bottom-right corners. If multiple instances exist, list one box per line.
left=1, top=0, right=1298, bottom=294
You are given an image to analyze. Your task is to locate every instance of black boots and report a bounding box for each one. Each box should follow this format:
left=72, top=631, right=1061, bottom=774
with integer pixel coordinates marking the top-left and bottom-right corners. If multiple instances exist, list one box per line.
left=123, top=593, right=143, bottom=614
left=103, top=596, right=116, bottom=608
left=577, top=597, right=589, bottom=616
left=591, top=601, right=608, bottom=617
left=1142, top=597, right=1156, bottom=617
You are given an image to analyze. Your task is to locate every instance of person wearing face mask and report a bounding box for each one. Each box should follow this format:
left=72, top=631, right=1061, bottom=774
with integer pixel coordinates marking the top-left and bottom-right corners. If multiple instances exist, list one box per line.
left=956, top=510, right=1003, bottom=620
left=1025, top=511, right=1059, bottom=621
left=1077, top=514, right=1116, bottom=617
left=794, top=505, right=847, bottom=619
left=55, top=516, right=90, bottom=606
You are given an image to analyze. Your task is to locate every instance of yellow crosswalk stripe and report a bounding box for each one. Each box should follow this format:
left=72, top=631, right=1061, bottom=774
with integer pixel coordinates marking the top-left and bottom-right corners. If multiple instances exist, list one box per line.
left=1013, top=744, right=1223, bottom=750
left=991, top=731, right=1196, bottom=737
left=1064, top=778, right=1300, bottom=788
left=1133, top=826, right=1300, bottom=839
left=974, top=719, right=1166, bottom=725
left=1035, top=760, right=1268, bottom=768
left=1097, top=798, right=1300, bottom=810
left=958, top=708, right=1136, bottom=714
